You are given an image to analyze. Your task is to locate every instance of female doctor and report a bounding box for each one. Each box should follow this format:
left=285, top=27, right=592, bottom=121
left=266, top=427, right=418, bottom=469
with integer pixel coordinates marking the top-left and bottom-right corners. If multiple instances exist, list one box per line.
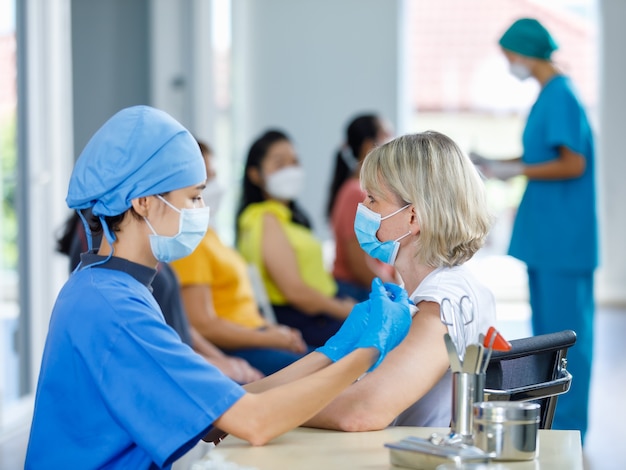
left=25, top=106, right=412, bottom=469
left=472, top=18, right=598, bottom=443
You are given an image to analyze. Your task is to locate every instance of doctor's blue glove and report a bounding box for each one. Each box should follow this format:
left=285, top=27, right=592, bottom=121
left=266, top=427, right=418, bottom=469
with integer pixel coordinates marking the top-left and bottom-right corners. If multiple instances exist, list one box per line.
left=355, top=278, right=412, bottom=371
left=316, top=300, right=370, bottom=362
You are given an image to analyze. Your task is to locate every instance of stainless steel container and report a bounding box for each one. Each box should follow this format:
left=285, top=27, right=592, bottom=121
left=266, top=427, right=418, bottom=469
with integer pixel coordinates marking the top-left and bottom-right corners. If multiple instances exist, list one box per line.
left=473, top=401, right=540, bottom=461
left=450, top=372, right=485, bottom=443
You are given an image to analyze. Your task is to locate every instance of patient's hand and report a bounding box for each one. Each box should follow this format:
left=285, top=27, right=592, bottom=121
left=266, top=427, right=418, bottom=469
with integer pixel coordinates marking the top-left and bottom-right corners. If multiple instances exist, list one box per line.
left=265, top=324, right=308, bottom=353
left=206, top=355, right=264, bottom=384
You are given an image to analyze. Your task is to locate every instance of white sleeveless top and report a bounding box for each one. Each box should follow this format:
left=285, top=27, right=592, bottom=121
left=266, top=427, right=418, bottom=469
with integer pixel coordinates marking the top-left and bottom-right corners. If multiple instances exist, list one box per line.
left=390, top=265, right=496, bottom=427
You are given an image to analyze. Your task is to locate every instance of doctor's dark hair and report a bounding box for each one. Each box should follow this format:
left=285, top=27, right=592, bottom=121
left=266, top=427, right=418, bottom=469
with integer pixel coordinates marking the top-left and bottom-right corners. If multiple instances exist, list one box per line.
left=360, top=131, right=492, bottom=267
left=56, top=206, right=145, bottom=256
left=56, top=208, right=123, bottom=255
left=326, top=114, right=381, bottom=219
left=57, top=211, right=91, bottom=257
left=236, top=129, right=311, bottom=241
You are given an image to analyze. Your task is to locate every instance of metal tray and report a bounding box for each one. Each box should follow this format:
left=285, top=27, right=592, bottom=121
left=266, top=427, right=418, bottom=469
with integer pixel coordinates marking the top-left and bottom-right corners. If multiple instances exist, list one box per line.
left=385, top=436, right=489, bottom=469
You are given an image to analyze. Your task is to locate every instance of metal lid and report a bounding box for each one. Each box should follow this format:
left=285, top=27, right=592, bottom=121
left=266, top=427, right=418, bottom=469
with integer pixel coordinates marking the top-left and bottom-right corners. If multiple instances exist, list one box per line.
left=473, top=401, right=540, bottom=423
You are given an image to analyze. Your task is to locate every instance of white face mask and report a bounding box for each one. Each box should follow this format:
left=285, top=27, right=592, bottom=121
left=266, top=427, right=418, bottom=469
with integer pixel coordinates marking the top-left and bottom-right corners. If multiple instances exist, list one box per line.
left=202, top=179, right=226, bottom=218
left=509, top=62, right=532, bottom=81
left=265, top=165, right=305, bottom=200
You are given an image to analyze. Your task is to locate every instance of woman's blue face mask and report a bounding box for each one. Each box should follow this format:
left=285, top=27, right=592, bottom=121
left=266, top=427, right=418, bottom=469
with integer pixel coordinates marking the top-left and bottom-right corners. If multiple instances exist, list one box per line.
left=144, top=195, right=210, bottom=262
left=354, top=203, right=411, bottom=265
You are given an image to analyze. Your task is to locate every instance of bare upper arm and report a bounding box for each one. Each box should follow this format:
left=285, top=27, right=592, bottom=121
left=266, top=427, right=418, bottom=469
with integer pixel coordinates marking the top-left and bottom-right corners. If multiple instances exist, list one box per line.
left=180, top=284, right=218, bottom=328
left=261, top=213, right=308, bottom=294
left=558, top=145, right=586, bottom=177
left=308, top=301, right=450, bottom=431
left=526, top=145, right=586, bottom=180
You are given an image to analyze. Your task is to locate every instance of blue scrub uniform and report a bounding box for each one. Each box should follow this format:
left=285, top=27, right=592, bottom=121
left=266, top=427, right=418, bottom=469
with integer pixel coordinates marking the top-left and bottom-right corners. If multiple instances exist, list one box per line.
left=508, top=75, right=598, bottom=442
left=26, top=254, right=245, bottom=469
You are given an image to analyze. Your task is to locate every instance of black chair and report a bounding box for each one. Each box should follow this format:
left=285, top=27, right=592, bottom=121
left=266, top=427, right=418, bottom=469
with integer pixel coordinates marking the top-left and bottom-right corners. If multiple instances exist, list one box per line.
left=483, top=329, right=576, bottom=429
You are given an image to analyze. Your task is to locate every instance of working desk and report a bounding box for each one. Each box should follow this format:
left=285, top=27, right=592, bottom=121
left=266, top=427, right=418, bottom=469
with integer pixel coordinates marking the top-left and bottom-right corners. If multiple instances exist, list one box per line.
left=201, top=427, right=583, bottom=470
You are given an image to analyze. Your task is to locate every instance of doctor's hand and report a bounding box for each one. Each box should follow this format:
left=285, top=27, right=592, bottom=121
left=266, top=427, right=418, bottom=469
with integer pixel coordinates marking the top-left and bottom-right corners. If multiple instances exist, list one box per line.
left=355, top=278, right=412, bottom=371
left=482, top=160, right=525, bottom=180
left=471, top=152, right=525, bottom=181
left=316, top=300, right=370, bottom=363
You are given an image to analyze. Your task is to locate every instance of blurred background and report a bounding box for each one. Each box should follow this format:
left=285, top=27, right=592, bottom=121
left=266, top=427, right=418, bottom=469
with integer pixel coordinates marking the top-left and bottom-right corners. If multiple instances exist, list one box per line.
left=1, top=1, right=624, bottom=468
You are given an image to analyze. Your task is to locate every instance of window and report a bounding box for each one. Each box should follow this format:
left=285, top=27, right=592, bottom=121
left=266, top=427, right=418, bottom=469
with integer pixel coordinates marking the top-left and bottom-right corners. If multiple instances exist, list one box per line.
left=1, top=0, right=74, bottom=431
left=0, top=0, right=18, bottom=426
left=407, top=0, right=598, bottom=303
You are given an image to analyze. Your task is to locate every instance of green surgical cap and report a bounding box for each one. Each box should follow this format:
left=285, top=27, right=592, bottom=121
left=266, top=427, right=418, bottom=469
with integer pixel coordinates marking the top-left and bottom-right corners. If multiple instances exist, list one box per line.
left=498, top=18, right=558, bottom=59
left=66, top=105, right=205, bottom=217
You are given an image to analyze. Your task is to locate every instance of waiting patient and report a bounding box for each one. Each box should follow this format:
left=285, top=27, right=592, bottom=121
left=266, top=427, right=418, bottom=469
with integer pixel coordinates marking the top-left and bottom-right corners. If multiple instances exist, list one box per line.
left=169, top=140, right=310, bottom=375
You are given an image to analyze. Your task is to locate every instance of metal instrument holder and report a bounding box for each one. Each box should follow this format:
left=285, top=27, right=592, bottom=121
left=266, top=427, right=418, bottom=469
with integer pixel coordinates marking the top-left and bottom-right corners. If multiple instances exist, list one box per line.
left=450, top=371, right=485, bottom=444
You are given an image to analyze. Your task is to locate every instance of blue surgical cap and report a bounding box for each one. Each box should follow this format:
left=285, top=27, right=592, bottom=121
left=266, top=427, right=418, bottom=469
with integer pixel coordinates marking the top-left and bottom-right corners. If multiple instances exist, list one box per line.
left=66, top=105, right=205, bottom=217
left=498, top=18, right=558, bottom=60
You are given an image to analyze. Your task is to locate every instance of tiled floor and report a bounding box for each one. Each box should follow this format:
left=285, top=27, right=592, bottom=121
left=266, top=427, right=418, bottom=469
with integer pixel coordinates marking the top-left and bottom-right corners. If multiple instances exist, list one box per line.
left=0, top=423, right=28, bottom=470
left=2, top=257, right=625, bottom=469
left=577, top=307, right=626, bottom=470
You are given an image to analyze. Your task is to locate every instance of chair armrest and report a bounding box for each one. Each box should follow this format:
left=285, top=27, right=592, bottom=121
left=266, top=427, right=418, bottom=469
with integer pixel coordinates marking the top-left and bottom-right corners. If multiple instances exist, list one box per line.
left=483, top=369, right=572, bottom=403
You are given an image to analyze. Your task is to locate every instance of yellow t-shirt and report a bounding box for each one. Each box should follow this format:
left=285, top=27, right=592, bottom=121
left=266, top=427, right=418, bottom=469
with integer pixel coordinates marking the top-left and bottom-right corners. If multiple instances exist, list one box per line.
left=170, top=228, right=266, bottom=329
left=237, top=200, right=337, bottom=305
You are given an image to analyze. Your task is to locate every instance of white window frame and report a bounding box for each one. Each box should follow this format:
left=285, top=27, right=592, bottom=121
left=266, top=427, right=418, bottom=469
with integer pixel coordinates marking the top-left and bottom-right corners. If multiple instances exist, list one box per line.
left=1, top=0, right=73, bottom=436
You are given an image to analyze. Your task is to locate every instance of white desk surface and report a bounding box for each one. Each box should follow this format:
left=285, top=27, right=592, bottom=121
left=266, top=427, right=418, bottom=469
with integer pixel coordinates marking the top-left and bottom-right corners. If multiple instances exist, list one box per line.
left=205, top=427, right=583, bottom=470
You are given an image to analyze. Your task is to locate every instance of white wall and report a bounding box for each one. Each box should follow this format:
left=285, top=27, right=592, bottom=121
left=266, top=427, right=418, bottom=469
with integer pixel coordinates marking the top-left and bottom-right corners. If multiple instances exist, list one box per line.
left=150, top=0, right=215, bottom=143
left=597, top=0, right=626, bottom=305
left=231, top=0, right=410, bottom=239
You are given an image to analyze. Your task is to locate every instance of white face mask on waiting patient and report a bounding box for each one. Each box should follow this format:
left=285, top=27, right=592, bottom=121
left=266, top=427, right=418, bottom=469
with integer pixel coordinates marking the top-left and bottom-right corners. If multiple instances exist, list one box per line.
left=265, top=166, right=305, bottom=200
left=202, top=179, right=226, bottom=218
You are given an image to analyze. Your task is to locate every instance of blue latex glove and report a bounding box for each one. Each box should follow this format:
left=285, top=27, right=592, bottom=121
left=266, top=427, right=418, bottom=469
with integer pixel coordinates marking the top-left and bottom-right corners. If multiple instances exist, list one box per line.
left=316, top=300, right=370, bottom=362
left=355, top=277, right=412, bottom=371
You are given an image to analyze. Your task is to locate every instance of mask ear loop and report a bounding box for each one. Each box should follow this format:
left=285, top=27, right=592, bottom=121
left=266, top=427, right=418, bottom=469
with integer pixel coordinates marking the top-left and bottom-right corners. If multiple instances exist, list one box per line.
left=380, top=203, right=411, bottom=221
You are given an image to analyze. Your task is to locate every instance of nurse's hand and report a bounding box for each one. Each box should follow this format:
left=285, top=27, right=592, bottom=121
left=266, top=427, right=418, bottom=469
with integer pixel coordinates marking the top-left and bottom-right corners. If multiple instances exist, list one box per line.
left=478, top=159, right=524, bottom=181
left=355, top=278, right=412, bottom=370
left=316, top=300, right=370, bottom=362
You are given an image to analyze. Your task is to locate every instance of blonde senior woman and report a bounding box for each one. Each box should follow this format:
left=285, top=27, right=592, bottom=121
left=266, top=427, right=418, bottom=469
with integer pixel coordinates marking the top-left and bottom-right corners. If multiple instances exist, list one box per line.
left=306, top=131, right=497, bottom=430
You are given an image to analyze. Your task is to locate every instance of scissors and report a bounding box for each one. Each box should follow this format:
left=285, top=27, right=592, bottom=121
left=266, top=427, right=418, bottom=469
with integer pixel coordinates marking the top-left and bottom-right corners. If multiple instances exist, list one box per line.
left=440, top=295, right=474, bottom=358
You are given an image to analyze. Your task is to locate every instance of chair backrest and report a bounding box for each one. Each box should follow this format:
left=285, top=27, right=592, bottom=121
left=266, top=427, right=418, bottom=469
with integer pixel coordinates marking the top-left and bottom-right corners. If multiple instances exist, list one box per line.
left=483, top=329, right=576, bottom=429
left=246, top=264, right=277, bottom=325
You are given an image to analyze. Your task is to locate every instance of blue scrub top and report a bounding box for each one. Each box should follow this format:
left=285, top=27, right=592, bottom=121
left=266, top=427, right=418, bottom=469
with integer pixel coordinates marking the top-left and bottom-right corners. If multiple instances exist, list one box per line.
left=508, top=75, right=598, bottom=272
left=26, top=254, right=246, bottom=469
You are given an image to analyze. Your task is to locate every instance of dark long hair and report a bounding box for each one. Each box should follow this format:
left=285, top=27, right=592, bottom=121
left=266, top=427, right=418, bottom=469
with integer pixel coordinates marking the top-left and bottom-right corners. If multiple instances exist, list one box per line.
left=326, top=114, right=380, bottom=218
left=236, top=129, right=311, bottom=241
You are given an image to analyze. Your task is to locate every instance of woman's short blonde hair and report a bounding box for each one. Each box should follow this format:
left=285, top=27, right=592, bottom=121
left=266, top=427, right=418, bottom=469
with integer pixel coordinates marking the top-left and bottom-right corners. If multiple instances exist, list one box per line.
left=360, top=131, right=492, bottom=267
